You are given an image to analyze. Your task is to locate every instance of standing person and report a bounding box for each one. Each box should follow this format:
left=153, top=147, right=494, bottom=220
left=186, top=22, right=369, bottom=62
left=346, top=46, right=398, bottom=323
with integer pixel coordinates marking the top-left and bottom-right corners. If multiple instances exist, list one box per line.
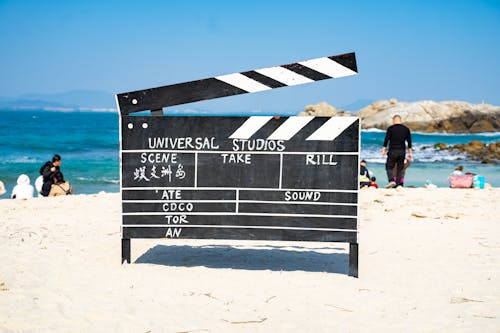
left=40, top=154, right=62, bottom=197
left=11, top=174, right=35, bottom=199
left=381, top=115, right=412, bottom=188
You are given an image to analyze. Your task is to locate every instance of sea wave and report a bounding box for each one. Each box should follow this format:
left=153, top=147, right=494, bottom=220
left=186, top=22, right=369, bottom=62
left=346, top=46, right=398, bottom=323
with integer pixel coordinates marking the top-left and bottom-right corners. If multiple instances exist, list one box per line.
left=361, top=143, right=470, bottom=164
left=361, top=128, right=385, bottom=133
left=412, top=131, right=500, bottom=137
left=361, top=127, right=499, bottom=137
left=0, top=156, right=42, bottom=164
left=76, top=177, right=120, bottom=184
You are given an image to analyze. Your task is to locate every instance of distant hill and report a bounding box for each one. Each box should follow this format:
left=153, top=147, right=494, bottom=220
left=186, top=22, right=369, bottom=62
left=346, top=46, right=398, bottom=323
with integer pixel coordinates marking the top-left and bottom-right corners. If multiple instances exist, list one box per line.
left=0, top=90, right=116, bottom=111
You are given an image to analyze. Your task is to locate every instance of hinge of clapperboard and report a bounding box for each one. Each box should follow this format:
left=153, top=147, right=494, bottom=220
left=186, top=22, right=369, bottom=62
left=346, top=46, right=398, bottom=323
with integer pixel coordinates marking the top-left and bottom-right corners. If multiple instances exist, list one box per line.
left=115, top=52, right=357, bottom=115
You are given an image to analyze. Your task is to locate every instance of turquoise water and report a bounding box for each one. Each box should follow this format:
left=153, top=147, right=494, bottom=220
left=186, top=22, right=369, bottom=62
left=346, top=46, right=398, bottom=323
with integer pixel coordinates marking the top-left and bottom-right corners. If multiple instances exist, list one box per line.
left=0, top=110, right=119, bottom=195
left=360, top=129, right=500, bottom=187
left=0, top=110, right=498, bottom=196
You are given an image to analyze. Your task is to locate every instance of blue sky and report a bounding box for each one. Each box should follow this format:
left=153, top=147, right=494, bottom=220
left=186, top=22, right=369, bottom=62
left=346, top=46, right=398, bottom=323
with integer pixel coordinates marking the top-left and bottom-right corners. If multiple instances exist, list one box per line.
left=0, top=0, right=499, bottom=113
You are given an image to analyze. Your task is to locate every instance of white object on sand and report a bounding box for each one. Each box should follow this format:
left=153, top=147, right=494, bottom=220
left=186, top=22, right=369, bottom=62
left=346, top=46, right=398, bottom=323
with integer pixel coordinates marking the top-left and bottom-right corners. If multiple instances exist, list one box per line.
left=35, top=175, right=43, bottom=195
left=0, top=180, right=6, bottom=196
left=11, top=174, right=34, bottom=199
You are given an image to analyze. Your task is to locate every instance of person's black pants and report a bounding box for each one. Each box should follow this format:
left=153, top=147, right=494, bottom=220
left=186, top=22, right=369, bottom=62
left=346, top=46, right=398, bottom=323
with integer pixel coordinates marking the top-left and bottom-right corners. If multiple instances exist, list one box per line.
left=385, top=149, right=405, bottom=185
left=41, top=183, right=51, bottom=197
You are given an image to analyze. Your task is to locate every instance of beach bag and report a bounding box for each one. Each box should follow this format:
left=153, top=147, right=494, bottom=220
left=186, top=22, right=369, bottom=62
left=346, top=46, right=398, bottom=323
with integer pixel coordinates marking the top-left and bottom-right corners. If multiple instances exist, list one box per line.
left=49, top=182, right=73, bottom=196
left=58, top=182, right=73, bottom=195
left=449, top=174, right=473, bottom=188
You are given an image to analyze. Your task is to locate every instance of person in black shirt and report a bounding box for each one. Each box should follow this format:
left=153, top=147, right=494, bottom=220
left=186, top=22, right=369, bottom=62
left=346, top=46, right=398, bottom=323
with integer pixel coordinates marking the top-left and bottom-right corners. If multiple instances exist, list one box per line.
left=39, top=154, right=62, bottom=196
left=382, top=115, right=412, bottom=188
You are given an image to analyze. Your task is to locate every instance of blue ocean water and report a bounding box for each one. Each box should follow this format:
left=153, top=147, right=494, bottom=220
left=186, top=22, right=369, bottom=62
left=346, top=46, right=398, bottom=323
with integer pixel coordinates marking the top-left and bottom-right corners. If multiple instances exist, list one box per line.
left=361, top=129, right=500, bottom=187
left=0, top=109, right=498, bottom=196
left=0, top=110, right=119, bottom=195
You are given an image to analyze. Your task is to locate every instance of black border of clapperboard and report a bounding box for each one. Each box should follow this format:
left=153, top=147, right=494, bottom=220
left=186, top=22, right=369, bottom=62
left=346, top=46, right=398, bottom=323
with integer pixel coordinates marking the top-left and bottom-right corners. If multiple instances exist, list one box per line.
left=116, top=52, right=360, bottom=277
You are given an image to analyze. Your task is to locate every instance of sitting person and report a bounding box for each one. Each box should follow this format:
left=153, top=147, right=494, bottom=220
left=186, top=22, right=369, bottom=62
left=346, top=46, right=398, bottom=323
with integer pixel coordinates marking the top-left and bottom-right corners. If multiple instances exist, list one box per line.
left=48, top=171, right=73, bottom=196
left=359, top=159, right=371, bottom=188
left=451, top=165, right=464, bottom=176
left=369, top=176, right=379, bottom=188
left=0, top=180, right=6, bottom=196
left=11, top=174, right=35, bottom=199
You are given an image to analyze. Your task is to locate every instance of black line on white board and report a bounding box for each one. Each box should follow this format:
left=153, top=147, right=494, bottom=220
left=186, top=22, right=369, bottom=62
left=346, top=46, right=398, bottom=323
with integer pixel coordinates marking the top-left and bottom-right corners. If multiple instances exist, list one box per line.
left=281, top=63, right=331, bottom=81
left=241, top=71, right=286, bottom=88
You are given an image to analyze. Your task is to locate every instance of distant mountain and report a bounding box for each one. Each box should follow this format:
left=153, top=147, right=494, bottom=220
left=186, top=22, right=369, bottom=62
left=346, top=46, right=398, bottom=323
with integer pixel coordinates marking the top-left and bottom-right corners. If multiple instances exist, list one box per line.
left=0, top=90, right=116, bottom=111
left=0, top=97, right=67, bottom=108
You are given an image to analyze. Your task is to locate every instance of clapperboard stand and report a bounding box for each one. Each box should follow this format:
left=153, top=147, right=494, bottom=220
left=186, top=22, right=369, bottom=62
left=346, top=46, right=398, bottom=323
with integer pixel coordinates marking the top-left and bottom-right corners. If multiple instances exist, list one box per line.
left=117, top=52, right=360, bottom=277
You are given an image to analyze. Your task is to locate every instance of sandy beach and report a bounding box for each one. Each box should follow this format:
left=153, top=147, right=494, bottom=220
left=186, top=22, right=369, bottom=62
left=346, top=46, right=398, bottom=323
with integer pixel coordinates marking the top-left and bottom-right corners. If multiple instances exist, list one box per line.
left=0, top=188, right=498, bottom=332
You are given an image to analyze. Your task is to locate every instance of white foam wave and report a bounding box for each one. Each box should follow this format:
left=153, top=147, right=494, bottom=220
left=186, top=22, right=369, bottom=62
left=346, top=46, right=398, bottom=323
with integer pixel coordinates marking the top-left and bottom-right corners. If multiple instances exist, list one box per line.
left=361, top=128, right=385, bottom=133
left=361, top=144, right=470, bottom=163
left=413, top=131, right=500, bottom=137
left=76, top=177, right=120, bottom=184
left=1, top=156, right=41, bottom=164
left=362, top=158, right=386, bottom=164
left=362, top=127, right=499, bottom=136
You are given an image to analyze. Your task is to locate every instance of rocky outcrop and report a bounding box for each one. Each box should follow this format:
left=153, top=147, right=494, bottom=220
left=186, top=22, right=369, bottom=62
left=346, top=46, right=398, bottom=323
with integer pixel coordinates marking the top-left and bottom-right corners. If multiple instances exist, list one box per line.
left=298, top=102, right=351, bottom=117
left=354, top=99, right=500, bottom=133
left=433, top=140, right=499, bottom=164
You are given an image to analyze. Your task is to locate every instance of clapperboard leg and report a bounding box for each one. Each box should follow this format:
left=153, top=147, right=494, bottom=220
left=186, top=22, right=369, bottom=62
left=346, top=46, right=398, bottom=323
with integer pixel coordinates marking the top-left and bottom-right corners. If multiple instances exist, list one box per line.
left=349, top=243, right=359, bottom=278
left=122, top=238, right=131, bottom=264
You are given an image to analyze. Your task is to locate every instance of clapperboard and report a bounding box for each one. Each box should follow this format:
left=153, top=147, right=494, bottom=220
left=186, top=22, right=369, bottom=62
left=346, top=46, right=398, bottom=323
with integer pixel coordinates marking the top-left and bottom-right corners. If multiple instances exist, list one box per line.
left=117, top=52, right=360, bottom=277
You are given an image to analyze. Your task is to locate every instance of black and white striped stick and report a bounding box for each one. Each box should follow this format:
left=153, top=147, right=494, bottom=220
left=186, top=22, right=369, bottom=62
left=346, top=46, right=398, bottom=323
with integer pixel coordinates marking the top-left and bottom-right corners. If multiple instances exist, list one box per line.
left=116, top=52, right=357, bottom=115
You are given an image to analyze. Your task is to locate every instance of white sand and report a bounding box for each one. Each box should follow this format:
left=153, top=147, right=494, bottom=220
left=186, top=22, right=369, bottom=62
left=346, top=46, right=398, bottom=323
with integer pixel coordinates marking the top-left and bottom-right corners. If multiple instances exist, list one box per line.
left=0, top=188, right=499, bottom=332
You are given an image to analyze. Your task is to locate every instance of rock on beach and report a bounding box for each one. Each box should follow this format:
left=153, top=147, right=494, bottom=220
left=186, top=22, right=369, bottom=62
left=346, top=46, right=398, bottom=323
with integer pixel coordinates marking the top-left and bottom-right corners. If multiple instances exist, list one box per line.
left=354, top=99, right=500, bottom=133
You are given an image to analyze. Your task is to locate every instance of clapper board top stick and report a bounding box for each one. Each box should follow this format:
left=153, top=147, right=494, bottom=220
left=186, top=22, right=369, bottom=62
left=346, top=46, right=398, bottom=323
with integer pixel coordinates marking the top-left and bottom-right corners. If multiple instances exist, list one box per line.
left=116, top=52, right=357, bottom=114
left=117, top=52, right=360, bottom=277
